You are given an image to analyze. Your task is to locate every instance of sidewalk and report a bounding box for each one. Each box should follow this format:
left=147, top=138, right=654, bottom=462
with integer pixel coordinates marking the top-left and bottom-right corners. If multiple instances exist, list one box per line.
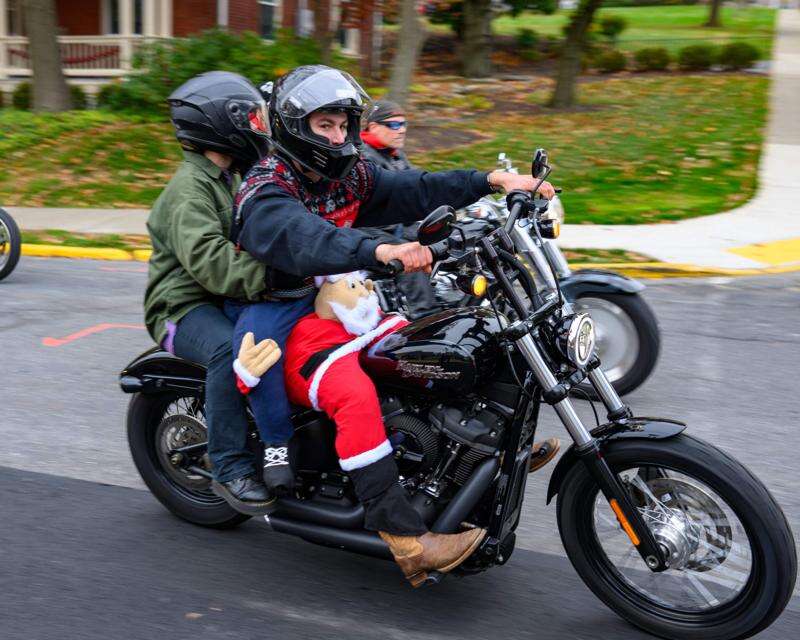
left=8, top=9, right=800, bottom=276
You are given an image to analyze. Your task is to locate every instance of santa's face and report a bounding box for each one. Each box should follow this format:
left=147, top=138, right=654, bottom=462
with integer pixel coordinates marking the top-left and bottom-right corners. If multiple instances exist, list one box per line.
left=316, top=275, right=381, bottom=335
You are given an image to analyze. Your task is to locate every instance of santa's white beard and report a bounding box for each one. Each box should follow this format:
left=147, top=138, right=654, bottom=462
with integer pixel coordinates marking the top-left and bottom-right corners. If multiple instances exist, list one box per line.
left=329, top=293, right=381, bottom=336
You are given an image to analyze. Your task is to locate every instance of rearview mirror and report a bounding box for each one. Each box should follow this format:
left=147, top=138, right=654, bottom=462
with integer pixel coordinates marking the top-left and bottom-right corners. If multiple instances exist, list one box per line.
left=532, top=148, right=549, bottom=179
left=417, top=205, right=455, bottom=246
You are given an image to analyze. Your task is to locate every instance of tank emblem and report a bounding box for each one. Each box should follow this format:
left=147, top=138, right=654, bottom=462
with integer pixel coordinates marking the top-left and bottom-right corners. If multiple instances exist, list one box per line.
left=397, top=361, right=461, bottom=380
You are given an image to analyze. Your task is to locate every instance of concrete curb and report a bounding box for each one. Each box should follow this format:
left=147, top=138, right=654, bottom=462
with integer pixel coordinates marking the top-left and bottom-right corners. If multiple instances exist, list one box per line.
left=19, top=243, right=800, bottom=279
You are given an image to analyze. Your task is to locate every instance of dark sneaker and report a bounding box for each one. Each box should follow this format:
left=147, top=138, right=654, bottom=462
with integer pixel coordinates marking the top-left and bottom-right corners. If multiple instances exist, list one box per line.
left=528, top=437, right=560, bottom=473
left=212, top=476, right=276, bottom=516
left=263, top=445, right=295, bottom=496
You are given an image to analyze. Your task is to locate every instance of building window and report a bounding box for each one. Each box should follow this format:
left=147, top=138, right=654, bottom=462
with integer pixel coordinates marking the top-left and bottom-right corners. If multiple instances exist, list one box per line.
left=259, top=1, right=277, bottom=40
left=103, top=0, right=143, bottom=35
left=7, top=0, right=23, bottom=36
left=134, top=0, right=142, bottom=35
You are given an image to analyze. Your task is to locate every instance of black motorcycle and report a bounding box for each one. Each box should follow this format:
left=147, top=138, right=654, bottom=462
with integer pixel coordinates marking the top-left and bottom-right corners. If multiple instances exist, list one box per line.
left=0, top=207, right=21, bottom=282
left=120, top=152, right=796, bottom=640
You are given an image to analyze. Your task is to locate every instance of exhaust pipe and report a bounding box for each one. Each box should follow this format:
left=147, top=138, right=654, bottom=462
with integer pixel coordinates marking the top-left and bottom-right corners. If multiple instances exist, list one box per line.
left=265, top=515, right=392, bottom=560
left=431, top=457, right=499, bottom=533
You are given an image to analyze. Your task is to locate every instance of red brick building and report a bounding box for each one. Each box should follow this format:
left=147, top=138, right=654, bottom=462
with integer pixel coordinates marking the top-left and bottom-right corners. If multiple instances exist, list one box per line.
left=0, top=1, right=381, bottom=86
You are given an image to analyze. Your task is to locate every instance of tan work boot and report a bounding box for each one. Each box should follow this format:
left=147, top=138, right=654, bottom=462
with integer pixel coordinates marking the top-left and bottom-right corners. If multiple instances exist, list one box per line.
left=379, top=528, right=487, bottom=587
left=529, top=437, right=560, bottom=473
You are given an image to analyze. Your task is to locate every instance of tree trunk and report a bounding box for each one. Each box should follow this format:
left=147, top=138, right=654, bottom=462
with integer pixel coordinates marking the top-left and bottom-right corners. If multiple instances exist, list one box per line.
left=548, top=0, right=604, bottom=109
left=460, top=0, right=492, bottom=78
left=311, top=0, right=333, bottom=65
left=386, top=0, right=427, bottom=106
left=22, top=0, right=71, bottom=111
left=704, top=0, right=723, bottom=28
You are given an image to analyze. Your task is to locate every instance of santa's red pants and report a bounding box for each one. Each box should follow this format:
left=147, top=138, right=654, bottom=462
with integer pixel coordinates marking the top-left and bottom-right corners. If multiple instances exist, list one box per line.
left=284, top=313, right=406, bottom=471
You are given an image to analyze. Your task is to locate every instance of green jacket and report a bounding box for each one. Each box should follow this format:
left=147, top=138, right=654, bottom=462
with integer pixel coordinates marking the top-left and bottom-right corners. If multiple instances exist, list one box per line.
left=144, top=151, right=267, bottom=344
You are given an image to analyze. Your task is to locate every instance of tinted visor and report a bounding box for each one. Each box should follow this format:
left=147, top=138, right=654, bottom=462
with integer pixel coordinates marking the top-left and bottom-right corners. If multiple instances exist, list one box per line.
left=277, top=68, right=370, bottom=119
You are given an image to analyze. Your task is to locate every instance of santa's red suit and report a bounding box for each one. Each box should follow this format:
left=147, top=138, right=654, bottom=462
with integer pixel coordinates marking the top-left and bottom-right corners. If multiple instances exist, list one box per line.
left=283, top=312, right=408, bottom=470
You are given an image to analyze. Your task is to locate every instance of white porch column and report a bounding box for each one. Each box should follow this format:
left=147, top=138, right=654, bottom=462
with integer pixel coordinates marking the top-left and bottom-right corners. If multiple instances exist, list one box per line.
left=0, top=0, right=8, bottom=80
left=119, top=0, right=134, bottom=69
left=217, top=0, right=229, bottom=28
left=160, top=0, right=173, bottom=37
left=143, top=0, right=156, bottom=38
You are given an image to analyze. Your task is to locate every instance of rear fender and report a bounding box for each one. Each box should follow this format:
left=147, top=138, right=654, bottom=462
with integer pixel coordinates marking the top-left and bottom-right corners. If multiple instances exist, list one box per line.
left=119, top=346, right=206, bottom=394
left=560, top=269, right=645, bottom=301
left=546, top=417, right=686, bottom=504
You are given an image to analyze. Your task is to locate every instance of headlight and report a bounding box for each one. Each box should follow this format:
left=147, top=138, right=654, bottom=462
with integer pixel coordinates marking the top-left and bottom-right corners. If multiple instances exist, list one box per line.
left=565, top=313, right=596, bottom=367
left=547, top=195, right=565, bottom=225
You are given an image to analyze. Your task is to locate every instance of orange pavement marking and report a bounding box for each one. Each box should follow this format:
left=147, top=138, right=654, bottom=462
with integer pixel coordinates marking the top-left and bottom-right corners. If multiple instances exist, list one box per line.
left=42, top=323, right=146, bottom=347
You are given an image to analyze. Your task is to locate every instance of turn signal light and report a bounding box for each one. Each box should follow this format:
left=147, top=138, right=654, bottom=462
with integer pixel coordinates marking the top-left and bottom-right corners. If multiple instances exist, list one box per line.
left=457, top=274, right=488, bottom=298
left=539, top=219, right=560, bottom=239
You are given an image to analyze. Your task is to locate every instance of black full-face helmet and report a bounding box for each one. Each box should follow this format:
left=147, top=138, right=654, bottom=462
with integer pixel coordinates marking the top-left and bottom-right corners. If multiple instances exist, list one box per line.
left=269, top=65, right=371, bottom=181
left=168, top=71, right=270, bottom=172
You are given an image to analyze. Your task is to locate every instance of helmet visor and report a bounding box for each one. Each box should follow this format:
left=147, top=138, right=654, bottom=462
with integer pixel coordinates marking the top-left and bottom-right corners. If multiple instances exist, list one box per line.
left=277, top=68, right=370, bottom=119
left=227, top=99, right=270, bottom=137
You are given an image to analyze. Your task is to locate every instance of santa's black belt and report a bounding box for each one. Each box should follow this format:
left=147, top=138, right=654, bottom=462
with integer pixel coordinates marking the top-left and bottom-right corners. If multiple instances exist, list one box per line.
left=299, top=342, right=349, bottom=380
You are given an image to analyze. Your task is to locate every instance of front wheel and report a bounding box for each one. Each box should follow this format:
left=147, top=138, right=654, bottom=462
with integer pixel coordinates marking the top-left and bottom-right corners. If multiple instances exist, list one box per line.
left=0, top=208, right=21, bottom=282
left=573, top=292, right=660, bottom=398
left=557, top=435, right=796, bottom=640
left=127, top=391, right=250, bottom=529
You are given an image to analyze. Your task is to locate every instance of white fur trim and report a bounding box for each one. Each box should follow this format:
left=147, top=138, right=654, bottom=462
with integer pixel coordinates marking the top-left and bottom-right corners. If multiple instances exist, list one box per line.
left=313, top=271, right=369, bottom=288
left=339, top=439, right=393, bottom=471
left=308, top=315, right=405, bottom=411
left=233, top=358, right=261, bottom=388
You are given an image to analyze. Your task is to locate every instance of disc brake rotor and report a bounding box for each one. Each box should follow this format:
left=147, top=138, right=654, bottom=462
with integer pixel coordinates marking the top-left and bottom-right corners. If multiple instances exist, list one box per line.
left=156, top=414, right=212, bottom=492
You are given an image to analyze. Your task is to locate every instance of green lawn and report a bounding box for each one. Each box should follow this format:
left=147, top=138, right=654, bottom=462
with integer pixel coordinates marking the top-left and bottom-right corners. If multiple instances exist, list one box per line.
left=411, top=75, right=769, bottom=225
left=493, top=6, right=775, bottom=58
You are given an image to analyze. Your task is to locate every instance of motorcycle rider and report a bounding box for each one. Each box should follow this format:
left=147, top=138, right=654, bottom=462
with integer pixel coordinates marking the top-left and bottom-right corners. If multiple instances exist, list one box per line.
left=144, top=71, right=275, bottom=510
left=359, top=100, right=442, bottom=320
left=227, top=64, right=557, bottom=583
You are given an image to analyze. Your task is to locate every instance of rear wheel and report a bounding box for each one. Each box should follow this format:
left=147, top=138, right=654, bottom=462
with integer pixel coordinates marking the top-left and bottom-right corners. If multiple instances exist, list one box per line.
left=557, top=435, right=796, bottom=640
left=0, top=208, right=21, bottom=281
left=127, top=391, right=250, bottom=528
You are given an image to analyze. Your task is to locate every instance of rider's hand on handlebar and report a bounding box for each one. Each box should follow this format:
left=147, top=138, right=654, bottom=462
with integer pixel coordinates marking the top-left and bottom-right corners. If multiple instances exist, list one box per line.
left=488, top=170, right=556, bottom=200
left=375, top=242, right=433, bottom=274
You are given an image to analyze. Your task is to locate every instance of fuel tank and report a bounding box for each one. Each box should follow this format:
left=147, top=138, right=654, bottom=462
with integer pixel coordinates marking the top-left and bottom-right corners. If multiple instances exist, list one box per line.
left=360, top=307, right=504, bottom=396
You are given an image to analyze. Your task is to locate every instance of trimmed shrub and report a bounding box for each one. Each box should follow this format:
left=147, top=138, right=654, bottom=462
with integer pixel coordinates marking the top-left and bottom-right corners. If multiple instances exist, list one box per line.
left=718, top=42, right=760, bottom=70
left=69, top=85, right=88, bottom=110
left=0, top=90, right=5, bottom=108
left=110, top=28, right=330, bottom=114
left=596, top=49, right=627, bottom=74
left=634, top=47, right=671, bottom=72
left=516, top=27, right=539, bottom=50
left=600, top=16, right=628, bottom=43
left=678, top=44, right=717, bottom=71
left=12, top=82, right=31, bottom=109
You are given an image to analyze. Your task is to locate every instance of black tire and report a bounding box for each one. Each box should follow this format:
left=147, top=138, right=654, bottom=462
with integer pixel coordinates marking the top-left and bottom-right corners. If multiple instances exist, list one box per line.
left=126, top=391, right=250, bottom=529
left=573, top=292, right=660, bottom=398
left=0, top=208, right=21, bottom=282
left=557, top=434, right=797, bottom=640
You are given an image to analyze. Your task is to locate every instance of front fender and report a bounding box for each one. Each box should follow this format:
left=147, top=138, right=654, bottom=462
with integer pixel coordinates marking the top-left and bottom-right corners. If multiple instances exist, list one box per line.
left=560, top=269, right=645, bottom=301
left=546, top=417, right=686, bottom=504
left=119, top=346, right=206, bottom=394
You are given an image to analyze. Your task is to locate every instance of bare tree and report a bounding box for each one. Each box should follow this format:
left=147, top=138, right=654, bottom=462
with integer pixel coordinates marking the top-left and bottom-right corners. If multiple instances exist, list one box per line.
left=22, top=0, right=71, bottom=111
left=387, top=0, right=427, bottom=106
left=548, top=0, right=603, bottom=109
left=311, top=0, right=333, bottom=65
left=704, top=0, right=723, bottom=28
left=461, top=0, right=493, bottom=78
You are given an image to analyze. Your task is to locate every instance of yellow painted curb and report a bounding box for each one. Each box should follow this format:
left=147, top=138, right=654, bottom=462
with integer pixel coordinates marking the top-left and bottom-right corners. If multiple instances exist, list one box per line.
left=570, top=261, right=800, bottom=279
left=727, top=237, right=800, bottom=266
left=22, top=243, right=133, bottom=261
left=132, top=249, right=152, bottom=262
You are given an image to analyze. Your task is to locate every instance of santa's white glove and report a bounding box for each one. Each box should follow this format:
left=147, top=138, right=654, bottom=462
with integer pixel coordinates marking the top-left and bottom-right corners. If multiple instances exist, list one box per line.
left=233, top=331, right=281, bottom=389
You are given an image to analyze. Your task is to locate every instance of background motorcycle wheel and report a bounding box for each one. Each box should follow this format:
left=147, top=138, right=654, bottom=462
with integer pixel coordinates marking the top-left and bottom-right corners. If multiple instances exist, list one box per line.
left=127, top=390, right=250, bottom=529
left=556, top=434, right=797, bottom=640
left=572, top=292, right=660, bottom=398
left=0, top=207, right=21, bottom=282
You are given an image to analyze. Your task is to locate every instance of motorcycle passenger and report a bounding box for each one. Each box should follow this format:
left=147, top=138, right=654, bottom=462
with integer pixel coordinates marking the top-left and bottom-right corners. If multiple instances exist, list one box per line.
left=227, top=64, right=556, bottom=583
left=359, top=100, right=442, bottom=320
left=144, top=72, right=275, bottom=510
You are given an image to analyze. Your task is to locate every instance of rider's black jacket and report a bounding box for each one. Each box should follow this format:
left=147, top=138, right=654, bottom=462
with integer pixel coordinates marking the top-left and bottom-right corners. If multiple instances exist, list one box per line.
left=232, top=155, right=492, bottom=293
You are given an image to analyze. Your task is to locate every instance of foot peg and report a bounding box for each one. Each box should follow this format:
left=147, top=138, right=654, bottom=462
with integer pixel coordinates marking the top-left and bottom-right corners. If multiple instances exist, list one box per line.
left=407, top=570, right=444, bottom=588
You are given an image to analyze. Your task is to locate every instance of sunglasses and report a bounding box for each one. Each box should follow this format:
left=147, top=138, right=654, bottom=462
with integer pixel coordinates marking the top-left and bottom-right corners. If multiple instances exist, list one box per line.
left=377, top=120, right=407, bottom=131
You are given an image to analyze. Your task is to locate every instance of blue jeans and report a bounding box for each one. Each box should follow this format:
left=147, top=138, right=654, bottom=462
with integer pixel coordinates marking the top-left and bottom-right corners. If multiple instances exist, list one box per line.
left=172, top=304, right=254, bottom=483
left=225, top=295, right=315, bottom=445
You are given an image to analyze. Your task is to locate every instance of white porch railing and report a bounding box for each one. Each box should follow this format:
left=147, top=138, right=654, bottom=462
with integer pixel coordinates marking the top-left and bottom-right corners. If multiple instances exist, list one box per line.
left=0, top=35, right=155, bottom=79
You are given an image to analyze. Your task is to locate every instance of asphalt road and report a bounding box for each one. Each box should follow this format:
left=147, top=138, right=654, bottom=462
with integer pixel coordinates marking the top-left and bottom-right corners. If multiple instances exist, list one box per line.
left=1, top=257, right=799, bottom=639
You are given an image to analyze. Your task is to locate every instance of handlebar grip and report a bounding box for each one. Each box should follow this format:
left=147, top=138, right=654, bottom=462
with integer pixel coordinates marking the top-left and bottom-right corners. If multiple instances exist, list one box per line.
left=427, top=240, right=449, bottom=262
left=385, top=259, right=405, bottom=276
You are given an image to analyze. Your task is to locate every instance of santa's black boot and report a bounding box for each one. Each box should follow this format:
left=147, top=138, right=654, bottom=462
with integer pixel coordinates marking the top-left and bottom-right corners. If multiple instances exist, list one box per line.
left=348, top=456, right=486, bottom=587
left=262, top=443, right=295, bottom=496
